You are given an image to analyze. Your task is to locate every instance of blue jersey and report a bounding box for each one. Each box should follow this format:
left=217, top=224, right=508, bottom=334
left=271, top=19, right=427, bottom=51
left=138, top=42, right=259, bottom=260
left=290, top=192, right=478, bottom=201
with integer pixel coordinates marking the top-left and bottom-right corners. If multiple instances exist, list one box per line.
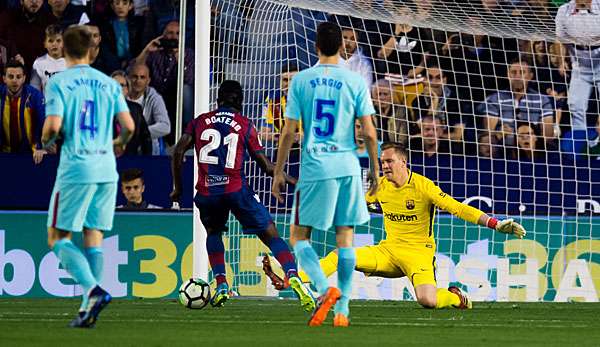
left=45, top=65, right=129, bottom=183
left=286, top=64, right=375, bottom=181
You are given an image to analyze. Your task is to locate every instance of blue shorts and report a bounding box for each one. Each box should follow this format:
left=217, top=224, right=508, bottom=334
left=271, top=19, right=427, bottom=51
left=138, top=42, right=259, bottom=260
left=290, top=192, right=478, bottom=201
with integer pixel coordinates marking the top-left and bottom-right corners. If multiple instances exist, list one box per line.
left=47, top=182, right=117, bottom=232
left=194, top=186, right=273, bottom=234
left=292, top=176, right=369, bottom=230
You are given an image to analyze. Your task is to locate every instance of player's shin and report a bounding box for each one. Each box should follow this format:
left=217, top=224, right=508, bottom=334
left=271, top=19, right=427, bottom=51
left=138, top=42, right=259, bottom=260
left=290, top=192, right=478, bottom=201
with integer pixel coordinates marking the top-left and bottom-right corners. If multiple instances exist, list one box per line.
left=53, top=239, right=97, bottom=294
left=435, top=288, right=461, bottom=309
left=293, top=240, right=328, bottom=295
left=84, top=247, right=104, bottom=283
left=206, top=233, right=227, bottom=285
left=334, top=247, right=355, bottom=317
left=266, top=237, right=298, bottom=277
left=298, top=251, right=339, bottom=283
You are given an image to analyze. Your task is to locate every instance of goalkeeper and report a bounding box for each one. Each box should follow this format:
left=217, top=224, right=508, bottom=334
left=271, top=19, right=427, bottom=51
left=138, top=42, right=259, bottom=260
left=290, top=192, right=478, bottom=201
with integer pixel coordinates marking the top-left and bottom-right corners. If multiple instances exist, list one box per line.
left=264, top=142, right=525, bottom=309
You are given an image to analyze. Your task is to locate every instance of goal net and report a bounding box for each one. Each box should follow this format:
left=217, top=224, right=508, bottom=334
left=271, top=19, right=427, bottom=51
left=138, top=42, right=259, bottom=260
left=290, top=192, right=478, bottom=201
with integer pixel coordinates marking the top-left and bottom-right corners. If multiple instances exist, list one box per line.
left=207, top=0, right=600, bottom=302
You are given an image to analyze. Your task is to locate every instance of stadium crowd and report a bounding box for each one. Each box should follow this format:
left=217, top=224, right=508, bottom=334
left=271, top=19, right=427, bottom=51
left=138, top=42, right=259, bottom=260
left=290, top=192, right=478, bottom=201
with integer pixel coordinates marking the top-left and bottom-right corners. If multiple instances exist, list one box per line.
left=0, top=0, right=599, bottom=167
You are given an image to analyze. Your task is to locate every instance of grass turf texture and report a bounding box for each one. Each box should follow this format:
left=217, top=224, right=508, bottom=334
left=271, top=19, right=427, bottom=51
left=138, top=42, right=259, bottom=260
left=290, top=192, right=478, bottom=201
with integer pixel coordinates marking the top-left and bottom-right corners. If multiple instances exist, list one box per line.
left=1, top=298, right=599, bottom=346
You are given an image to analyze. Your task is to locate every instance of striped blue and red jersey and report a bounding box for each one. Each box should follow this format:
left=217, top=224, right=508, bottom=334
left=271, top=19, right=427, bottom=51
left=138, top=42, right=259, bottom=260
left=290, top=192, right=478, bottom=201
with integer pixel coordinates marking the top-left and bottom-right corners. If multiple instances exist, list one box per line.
left=186, top=107, right=264, bottom=196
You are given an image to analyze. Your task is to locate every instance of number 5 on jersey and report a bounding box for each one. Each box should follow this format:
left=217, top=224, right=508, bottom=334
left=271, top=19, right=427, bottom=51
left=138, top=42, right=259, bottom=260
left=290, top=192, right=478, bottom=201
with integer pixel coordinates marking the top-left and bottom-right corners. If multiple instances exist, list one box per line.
left=198, top=129, right=239, bottom=168
left=313, top=99, right=335, bottom=138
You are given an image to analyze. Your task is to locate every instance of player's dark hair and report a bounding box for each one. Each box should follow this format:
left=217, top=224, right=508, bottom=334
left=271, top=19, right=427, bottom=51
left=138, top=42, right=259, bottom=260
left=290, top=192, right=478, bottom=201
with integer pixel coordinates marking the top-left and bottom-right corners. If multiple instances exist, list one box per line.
left=121, top=168, right=144, bottom=183
left=316, top=21, right=342, bottom=57
left=381, top=141, right=408, bottom=159
left=3, top=59, right=26, bottom=76
left=44, top=24, right=63, bottom=39
left=63, top=25, right=93, bottom=59
left=217, top=80, right=243, bottom=111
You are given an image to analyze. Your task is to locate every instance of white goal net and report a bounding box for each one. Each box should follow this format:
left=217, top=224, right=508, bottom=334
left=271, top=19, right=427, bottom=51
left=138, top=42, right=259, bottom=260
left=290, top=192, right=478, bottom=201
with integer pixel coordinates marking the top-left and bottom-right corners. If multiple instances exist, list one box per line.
left=207, top=0, right=600, bottom=302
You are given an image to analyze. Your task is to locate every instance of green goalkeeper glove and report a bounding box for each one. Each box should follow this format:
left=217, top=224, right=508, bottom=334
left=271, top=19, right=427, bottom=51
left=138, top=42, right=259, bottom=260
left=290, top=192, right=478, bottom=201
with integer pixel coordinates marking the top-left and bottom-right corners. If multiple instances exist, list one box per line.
left=493, top=218, right=526, bottom=239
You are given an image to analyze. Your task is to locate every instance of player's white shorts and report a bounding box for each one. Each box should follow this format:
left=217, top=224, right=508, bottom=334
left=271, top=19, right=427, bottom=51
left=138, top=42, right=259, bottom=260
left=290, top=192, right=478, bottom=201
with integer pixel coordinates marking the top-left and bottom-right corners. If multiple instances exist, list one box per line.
left=47, top=182, right=117, bottom=232
left=291, top=176, right=369, bottom=230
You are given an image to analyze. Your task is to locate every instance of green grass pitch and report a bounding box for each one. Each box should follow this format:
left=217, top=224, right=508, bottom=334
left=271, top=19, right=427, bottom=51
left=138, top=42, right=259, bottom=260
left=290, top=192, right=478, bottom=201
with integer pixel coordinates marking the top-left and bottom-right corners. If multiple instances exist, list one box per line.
left=1, top=298, right=599, bottom=346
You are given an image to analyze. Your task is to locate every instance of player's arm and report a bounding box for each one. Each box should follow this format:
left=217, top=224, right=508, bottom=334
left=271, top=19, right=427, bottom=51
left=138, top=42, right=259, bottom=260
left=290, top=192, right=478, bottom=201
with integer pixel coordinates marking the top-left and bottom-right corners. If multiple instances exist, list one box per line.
left=114, top=111, right=135, bottom=147
left=41, top=115, right=62, bottom=149
left=358, top=115, right=380, bottom=195
left=170, top=133, right=194, bottom=203
left=272, top=117, right=298, bottom=203
left=424, top=179, right=526, bottom=239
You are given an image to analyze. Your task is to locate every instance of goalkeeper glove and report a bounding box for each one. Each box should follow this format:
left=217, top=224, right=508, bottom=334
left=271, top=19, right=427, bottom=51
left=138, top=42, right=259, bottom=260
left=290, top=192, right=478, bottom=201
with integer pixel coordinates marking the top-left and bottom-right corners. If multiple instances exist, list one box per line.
left=395, top=36, right=417, bottom=53
left=488, top=218, right=526, bottom=239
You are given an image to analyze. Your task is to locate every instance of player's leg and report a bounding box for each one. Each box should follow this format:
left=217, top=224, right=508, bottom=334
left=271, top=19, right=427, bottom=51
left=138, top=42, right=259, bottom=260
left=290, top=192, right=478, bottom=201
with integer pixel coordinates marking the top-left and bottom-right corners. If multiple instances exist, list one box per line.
left=195, top=194, right=230, bottom=307
left=331, top=176, right=370, bottom=326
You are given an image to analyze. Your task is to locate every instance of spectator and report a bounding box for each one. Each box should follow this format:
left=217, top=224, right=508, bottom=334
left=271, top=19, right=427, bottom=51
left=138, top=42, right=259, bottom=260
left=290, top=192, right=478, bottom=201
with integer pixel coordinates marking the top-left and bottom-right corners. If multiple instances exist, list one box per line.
left=0, top=37, right=17, bottom=72
left=111, top=70, right=152, bottom=155
left=511, top=123, right=546, bottom=162
left=477, top=131, right=504, bottom=159
left=117, top=168, right=162, bottom=209
left=30, top=24, right=66, bottom=92
left=259, top=63, right=301, bottom=147
left=371, top=78, right=410, bottom=144
left=0, top=0, right=57, bottom=69
left=409, top=115, right=458, bottom=158
left=101, top=0, right=147, bottom=68
left=340, top=24, right=373, bottom=88
left=478, top=59, right=556, bottom=147
left=411, top=64, right=467, bottom=143
left=555, top=0, right=600, bottom=153
left=0, top=59, right=46, bottom=163
left=86, top=21, right=121, bottom=75
left=354, top=118, right=382, bottom=158
left=48, top=0, right=89, bottom=28
left=134, top=20, right=194, bottom=144
left=127, top=63, right=170, bottom=155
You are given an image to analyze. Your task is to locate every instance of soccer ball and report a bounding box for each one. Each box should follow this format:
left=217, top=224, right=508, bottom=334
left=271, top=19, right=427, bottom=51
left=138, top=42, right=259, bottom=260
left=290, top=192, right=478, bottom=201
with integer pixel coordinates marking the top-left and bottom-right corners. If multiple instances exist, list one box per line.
left=178, top=278, right=211, bottom=309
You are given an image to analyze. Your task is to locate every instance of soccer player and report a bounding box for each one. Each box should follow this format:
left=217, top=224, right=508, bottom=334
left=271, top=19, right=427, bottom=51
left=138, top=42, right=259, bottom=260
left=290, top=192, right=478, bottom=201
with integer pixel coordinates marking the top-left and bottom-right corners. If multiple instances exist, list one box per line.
left=284, top=142, right=526, bottom=309
left=42, top=25, right=135, bottom=328
left=170, top=80, right=315, bottom=312
left=271, top=22, right=380, bottom=327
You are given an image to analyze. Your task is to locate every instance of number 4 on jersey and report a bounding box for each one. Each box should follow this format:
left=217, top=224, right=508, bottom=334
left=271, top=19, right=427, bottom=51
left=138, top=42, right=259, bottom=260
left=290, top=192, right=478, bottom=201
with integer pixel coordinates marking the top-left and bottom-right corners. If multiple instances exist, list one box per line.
left=198, top=129, right=239, bottom=169
left=79, top=100, right=98, bottom=139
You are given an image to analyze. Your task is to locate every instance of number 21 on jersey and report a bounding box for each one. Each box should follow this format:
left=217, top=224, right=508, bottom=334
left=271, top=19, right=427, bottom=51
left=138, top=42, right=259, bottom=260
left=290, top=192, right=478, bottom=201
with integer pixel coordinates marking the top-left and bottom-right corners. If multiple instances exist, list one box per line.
left=198, top=129, right=239, bottom=168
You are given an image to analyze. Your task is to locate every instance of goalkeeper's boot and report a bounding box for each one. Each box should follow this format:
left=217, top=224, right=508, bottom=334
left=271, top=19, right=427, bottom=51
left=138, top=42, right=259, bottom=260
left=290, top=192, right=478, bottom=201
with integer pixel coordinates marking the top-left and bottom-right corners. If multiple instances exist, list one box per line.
left=211, top=283, right=230, bottom=307
left=262, top=255, right=286, bottom=290
left=448, top=286, right=472, bottom=309
left=308, top=287, right=341, bottom=327
left=288, top=276, right=316, bottom=312
left=71, top=286, right=112, bottom=328
left=333, top=313, right=350, bottom=327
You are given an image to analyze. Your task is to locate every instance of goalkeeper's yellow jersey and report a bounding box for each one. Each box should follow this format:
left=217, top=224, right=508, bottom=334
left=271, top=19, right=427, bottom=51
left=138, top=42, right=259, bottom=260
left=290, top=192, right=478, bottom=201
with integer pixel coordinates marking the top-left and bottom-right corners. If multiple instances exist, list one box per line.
left=365, top=170, right=484, bottom=245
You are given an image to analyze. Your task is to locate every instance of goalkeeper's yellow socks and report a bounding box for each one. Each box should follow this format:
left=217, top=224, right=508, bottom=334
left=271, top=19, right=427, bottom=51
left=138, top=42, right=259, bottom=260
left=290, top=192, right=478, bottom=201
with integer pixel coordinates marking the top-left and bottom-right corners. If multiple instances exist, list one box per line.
left=293, top=240, right=328, bottom=295
left=435, top=288, right=461, bottom=308
left=298, top=250, right=339, bottom=283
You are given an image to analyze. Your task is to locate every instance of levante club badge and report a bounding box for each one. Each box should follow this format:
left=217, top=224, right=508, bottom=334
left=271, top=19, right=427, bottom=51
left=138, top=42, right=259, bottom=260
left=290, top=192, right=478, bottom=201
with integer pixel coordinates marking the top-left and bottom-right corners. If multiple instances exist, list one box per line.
left=406, top=200, right=415, bottom=210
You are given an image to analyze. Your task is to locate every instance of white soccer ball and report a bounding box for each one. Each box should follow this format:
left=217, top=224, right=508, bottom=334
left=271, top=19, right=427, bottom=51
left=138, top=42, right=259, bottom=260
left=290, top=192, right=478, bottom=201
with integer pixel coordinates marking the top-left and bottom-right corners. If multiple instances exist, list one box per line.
left=178, top=278, right=211, bottom=309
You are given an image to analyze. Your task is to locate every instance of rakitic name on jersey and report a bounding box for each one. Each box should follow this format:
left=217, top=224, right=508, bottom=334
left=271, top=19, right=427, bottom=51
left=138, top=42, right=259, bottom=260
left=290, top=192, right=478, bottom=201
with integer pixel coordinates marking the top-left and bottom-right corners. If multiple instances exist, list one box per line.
left=309, top=77, right=343, bottom=89
left=65, top=78, right=109, bottom=92
left=204, top=112, right=242, bottom=132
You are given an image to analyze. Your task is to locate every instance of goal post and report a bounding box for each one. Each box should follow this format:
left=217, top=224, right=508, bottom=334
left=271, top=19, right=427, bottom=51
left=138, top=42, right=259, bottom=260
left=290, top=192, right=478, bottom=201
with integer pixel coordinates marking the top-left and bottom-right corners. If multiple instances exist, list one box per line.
left=206, top=0, right=600, bottom=302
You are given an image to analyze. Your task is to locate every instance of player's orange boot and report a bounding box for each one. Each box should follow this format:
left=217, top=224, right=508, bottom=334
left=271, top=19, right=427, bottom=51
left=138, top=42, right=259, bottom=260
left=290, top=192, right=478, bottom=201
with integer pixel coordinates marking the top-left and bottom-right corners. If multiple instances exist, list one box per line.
left=308, top=287, right=341, bottom=327
left=333, top=313, right=349, bottom=327
left=448, top=286, right=472, bottom=309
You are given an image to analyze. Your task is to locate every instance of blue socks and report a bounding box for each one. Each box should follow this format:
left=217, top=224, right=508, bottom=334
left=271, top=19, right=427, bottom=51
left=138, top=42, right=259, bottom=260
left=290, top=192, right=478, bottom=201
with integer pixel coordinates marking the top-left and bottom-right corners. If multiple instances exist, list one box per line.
left=293, top=240, right=328, bottom=295
left=53, top=239, right=97, bottom=301
left=206, top=233, right=227, bottom=285
left=79, top=247, right=104, bottom=311
left=334, top=247, right=355, bottom=316
left=267, top=237, right=297, bottom=277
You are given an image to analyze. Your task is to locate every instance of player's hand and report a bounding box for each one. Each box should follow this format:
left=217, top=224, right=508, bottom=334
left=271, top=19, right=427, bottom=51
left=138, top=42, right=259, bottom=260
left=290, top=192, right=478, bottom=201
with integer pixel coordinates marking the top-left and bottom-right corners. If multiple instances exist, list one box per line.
left=284, top=173, right=297, bottom=186
left=367, top=170, right=379, bottom=196
left=496, top=219, right=526, bottom=239
left=113, top=138, right=126, bottom=157
left=271, top=172, right=286, bottom=204
left=33, top=149, right=47, bottom=165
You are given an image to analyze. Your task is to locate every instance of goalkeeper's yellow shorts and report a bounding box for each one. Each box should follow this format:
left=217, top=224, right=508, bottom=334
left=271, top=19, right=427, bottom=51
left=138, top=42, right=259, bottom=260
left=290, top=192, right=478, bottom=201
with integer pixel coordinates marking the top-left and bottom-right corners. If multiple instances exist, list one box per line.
left=356, top=241, right=437, bottom=287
